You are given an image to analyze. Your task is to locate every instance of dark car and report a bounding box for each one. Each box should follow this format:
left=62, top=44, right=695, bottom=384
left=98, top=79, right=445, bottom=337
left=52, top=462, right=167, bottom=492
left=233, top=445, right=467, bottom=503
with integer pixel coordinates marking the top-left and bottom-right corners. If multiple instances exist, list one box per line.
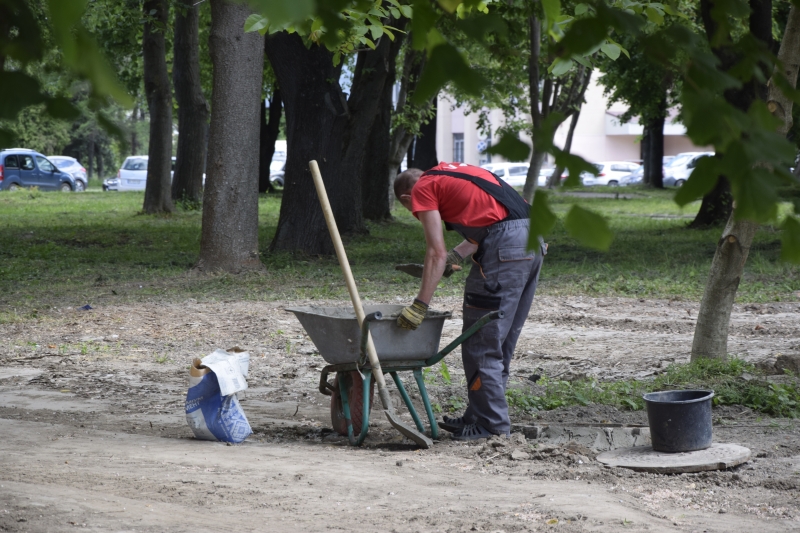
left=0, top=149, right=76, bottom=191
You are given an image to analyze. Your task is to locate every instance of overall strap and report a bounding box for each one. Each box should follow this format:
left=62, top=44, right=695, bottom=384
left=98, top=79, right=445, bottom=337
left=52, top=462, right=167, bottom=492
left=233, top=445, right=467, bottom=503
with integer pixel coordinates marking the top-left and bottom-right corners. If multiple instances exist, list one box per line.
left=422, top=169, right=530, bottom=221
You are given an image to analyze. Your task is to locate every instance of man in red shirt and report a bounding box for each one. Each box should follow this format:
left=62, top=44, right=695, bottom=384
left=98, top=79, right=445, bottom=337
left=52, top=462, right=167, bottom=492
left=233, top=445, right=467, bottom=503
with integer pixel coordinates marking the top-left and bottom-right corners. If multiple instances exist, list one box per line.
left=393, top=162, right=545, bottom=440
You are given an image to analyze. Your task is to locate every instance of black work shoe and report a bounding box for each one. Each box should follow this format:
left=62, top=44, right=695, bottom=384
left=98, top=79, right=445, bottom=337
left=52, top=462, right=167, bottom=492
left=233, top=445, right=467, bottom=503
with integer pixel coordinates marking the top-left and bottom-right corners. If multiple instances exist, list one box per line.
left=438, top=415, right=467, bottom=433
left=452, top=422, right=495, bottom=441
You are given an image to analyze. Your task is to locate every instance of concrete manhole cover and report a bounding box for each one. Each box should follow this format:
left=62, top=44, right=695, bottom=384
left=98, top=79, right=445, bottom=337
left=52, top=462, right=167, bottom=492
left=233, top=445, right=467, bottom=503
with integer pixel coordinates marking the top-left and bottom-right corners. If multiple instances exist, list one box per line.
left=596, top=443, right=751, bottom=473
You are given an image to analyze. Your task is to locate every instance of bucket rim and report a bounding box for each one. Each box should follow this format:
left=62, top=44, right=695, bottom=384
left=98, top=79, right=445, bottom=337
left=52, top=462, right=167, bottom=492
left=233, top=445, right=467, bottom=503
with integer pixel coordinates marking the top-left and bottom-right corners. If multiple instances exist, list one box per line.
left=285, top=305, right=452, bottom=320
left=642, top=389, right=715, bottom=405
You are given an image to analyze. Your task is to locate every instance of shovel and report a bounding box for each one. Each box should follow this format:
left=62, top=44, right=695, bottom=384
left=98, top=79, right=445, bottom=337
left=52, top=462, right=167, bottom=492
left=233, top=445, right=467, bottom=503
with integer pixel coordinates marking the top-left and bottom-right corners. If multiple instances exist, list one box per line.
left=310, top=160, right=433, bottom=449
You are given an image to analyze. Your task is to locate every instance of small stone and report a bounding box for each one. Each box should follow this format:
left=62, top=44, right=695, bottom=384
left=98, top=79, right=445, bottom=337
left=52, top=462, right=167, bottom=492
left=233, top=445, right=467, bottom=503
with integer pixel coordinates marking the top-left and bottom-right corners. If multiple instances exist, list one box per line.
left=511, top=450, right=530, bottom=461
left=396, top=460, right=403, bottom=467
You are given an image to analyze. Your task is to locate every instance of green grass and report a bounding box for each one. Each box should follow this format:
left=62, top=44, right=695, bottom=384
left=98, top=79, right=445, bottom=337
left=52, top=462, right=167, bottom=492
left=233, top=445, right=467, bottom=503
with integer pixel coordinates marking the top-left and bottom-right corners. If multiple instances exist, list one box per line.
left=0, top=187, right=798, bottom=319
left=506, top=358, right=800, bottom=418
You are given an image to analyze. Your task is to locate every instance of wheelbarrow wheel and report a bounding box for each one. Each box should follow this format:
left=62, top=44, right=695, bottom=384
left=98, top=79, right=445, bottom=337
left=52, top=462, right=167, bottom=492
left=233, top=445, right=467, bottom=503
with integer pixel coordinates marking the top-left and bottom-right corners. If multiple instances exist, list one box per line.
left=331, top=371, right=375, bottom=436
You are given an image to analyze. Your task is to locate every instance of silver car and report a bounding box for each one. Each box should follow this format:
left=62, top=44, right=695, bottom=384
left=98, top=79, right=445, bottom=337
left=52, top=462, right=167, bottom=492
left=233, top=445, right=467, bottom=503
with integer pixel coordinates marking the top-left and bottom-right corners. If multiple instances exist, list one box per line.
left=48, top=156, right=87, bottom=191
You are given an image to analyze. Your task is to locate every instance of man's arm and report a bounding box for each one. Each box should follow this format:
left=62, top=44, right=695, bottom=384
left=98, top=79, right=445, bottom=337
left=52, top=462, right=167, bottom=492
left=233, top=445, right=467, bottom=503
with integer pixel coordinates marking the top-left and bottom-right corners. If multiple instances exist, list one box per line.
left=416, top=210, right=448, bottom=304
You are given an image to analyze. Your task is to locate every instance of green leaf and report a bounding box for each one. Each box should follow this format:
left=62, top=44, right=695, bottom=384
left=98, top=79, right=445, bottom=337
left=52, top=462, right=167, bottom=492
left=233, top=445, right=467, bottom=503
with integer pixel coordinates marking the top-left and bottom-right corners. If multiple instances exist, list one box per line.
left=781, top=215, right=800, bottom=263
left=244, top=14, right=270, bottom=33
left=549, top=58, right=573, bottom=76
left=600, top=42, right=621, bottom=60
left=410, top=0, right=438, bottom=50
left=369, top=24, right=382, bottom=40
left=564, top=205, right=613, bottom=251
left=44, top=97, right=80, bottom=121
left=528, top=189, right=558, bottom=248
left=574, top=3, right=589, bottom=16
left=674, top=156, right=720, bottom=206
left=412, top=43, right=488, bottom=104
left=390, top=7, right=401, bottom=19
left=247, top=0, right=315, bottom=30
left=731, top=168, right=779, bottom=224
left=542, top=0, right=561, bottom=25
left=436, top=0, right=462, bottom=13
left=399, top=5, right=413, bottom=18
left=554, top=151, right=597, bottom=188
left=439, top=360, right=451, bottom=384
left=485, top=133, right=531, bottom=161
left=645, top=6, right=664, bottom=25
left=0, top=72, right=45, bottom=120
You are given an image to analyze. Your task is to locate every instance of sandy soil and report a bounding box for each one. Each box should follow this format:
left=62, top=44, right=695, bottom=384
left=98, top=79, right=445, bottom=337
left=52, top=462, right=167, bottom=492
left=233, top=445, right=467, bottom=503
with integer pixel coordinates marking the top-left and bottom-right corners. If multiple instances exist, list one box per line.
left=0, top=295, right=799, bottom=532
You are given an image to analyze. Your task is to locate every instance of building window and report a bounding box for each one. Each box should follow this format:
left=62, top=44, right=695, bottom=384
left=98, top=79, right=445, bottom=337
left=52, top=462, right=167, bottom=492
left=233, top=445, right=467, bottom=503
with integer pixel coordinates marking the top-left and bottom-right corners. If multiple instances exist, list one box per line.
left=453, top=133, right=464, bottom=163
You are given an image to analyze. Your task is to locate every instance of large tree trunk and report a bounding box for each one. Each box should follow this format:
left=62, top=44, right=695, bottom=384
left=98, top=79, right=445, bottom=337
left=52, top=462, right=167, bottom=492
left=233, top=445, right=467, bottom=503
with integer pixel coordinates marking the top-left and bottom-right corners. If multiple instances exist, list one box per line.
left=410, top=97, right=438, bottom=170
left=361, top=57, right=397, bottom=221
left=691, top=0, right=799, bottom=360
left=643, top=115, right=665, bottom=188
left=172, top=0, right=209, bottom=206
left=142, top=0, right=174, bottom=214
left=265, top=29, right=398, bottom=254
left=258, top=86, right=282, bottom=193
left=688, top=177, right=732, bottom=228
left=196, top=0, right=264, bottom=273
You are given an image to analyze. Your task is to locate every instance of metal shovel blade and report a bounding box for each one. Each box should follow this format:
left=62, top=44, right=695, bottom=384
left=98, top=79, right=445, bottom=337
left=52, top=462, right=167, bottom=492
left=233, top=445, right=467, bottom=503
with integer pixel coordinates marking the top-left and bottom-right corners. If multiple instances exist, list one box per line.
left=384, top=409, right=433, bottom=449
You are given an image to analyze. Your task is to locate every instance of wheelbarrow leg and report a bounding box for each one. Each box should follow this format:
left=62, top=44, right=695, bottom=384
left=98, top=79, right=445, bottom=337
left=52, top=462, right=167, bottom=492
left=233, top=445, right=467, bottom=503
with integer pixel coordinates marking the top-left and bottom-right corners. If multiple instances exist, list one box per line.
left=413, top=368, right=439, bottom=440
left=389, top=372, right=426, bottom=434
left=357, top=370, right=371, bottom=445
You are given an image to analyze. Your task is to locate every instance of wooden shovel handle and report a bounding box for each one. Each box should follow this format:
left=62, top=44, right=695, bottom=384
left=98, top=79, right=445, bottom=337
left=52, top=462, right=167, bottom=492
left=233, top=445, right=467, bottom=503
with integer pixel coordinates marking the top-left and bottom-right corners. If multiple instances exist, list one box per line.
left=309, top=161, right=388, bottom=393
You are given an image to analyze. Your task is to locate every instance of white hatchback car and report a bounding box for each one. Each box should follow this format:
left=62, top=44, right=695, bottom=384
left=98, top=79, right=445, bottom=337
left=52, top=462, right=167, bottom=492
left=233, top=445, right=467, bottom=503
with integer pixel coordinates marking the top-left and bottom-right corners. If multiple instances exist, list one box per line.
left=481, top=162, right=550, bottom=187
left=104, top=156, right=176, bottom=191
left=663, top=151, right=714, bottom=187
left=582, top=161, right=641, bottom=186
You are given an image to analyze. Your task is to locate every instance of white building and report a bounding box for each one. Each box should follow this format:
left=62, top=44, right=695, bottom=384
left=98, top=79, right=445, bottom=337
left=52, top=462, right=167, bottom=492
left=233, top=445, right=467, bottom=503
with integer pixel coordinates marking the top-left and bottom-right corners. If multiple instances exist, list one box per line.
left=435, top=73, right=707, bottom=166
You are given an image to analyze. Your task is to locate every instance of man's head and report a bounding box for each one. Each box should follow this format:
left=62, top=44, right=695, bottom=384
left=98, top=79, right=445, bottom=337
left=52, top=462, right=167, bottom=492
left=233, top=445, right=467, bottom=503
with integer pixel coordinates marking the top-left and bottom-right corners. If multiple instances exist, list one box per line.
left=394, top=168, right=423, bottom=211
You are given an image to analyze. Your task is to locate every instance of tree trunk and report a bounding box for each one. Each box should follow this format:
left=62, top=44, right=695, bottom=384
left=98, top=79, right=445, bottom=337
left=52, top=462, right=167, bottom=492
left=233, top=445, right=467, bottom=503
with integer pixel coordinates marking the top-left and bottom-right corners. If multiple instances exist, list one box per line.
left=549, top=109, right=581, bottom=187
left=387, top=47, right=425, bottom=182
left=258, top=86, right=282, bottom=193
left=142, top=0, right=174, bottom=214
left=96, top=141, right=103, bottom=180
left=361, top=42, right=399, bottom=221
left=196, top=0, right=264, bottom=273
left=172, top=0, right=209, bottom=206
left=410, top=97, right=438, bottom=170
left=643, top=115, right=665, bottom=188
left=87, top=133, right=94, bottom=180
left=688, top=177, right=732, bottom=228
left=691, top=0, right=799, bottom=360
left=265, top=29, right=398, bottom=254
left=130, top=102, right=139, bottom=156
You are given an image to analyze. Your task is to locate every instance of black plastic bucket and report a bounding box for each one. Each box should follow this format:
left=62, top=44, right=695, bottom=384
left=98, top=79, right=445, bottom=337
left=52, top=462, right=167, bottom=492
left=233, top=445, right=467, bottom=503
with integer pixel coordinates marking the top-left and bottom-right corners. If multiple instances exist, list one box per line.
left=643, top=390, right=714, bottom=453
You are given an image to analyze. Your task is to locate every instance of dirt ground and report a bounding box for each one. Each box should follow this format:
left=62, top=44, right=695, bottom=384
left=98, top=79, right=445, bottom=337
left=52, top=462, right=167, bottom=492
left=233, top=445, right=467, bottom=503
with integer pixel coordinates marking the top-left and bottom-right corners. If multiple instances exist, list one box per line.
left=1, top=295, right=799, bottom=532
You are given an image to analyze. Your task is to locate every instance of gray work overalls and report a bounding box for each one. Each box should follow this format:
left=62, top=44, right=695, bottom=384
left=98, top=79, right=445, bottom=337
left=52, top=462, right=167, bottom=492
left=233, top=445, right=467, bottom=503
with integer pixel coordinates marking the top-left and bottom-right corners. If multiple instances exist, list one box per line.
left=423, top=169, right=545, bottom=435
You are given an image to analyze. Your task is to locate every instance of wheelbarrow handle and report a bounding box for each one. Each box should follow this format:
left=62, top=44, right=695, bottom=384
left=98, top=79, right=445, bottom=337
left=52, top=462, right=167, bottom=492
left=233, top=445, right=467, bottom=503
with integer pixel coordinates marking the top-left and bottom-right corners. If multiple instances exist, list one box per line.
left=424, top=309, right=504, bottom=367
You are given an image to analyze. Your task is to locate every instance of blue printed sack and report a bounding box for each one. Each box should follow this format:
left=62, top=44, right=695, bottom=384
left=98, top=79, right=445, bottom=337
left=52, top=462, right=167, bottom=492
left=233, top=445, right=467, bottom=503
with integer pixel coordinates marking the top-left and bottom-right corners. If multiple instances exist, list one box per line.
left=185, top=353, right=252, bottom=443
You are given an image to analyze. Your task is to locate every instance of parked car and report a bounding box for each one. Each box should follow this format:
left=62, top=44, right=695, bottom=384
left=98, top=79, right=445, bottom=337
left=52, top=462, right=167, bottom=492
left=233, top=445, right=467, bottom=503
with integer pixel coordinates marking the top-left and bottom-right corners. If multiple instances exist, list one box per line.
left=663, top=151, right=714, bottom=187
left=620, top=165, right=644, bottom=186
left=0, top=149, right=76, bottom=191
left=481, top=162, right=550, bottom=187
left=48, top=156, right=87, bottom=191
left=582, top=161, right=641, bottom=186
left=104, top=156, right=176, bottom=191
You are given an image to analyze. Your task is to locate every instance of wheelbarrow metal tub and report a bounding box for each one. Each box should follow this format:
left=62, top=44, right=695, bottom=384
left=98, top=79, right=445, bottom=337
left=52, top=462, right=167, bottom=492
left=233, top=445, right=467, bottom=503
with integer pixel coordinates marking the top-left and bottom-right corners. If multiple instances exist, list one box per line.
left=287, top=305, right=452, bottom=365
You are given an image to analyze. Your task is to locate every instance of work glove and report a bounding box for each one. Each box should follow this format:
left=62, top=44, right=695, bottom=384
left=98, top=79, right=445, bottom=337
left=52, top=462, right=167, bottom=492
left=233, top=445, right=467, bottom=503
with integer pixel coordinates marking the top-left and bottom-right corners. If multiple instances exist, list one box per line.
left=397, top=299, right=429, bottom=330
left=442, top=248, right=465, bottom=277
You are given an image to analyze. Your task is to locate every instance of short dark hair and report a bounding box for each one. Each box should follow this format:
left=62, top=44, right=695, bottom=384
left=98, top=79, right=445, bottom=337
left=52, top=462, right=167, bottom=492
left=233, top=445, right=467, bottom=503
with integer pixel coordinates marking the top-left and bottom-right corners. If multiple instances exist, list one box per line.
left=394, top=168, right=424, bottom=199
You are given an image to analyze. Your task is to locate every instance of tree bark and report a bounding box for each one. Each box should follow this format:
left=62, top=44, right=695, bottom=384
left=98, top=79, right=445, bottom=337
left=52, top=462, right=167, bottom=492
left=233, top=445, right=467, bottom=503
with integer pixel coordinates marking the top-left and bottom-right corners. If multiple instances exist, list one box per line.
left=265, top=29, right=399, bottom=254
left=387, top=47, right=426, bottom=184
left=172, top=0, right=209, bottom=206
left=96, top=141, right=103, bottom=180
left=130, top=102, right=140, bottom=156
left=410, top=97, right=438, bottom=170
left=196, top=0, right=264, bottom=273
left=87, top=133, right=94, bottom=180
left=643, top=115, right=665, bottom=188
left=549, top=109, right=580, bottom=187
left=142, top=0, right=174, bottom=214
left=691, top=0, right=799, bottom=360
left=688, top=177, right=732, bottom=228
left=258, top=86, right=282, bottom=193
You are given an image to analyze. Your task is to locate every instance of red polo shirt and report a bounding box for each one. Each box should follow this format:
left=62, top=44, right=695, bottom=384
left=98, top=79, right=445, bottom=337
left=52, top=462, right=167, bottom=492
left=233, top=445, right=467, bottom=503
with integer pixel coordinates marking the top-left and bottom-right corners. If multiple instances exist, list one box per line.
left=411, top=162, right=508, bottom=227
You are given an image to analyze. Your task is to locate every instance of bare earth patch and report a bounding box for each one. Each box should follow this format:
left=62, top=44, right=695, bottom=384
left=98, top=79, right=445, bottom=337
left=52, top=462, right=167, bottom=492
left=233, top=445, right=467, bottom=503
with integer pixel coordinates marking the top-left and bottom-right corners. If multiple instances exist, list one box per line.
left=0, top=296, right=798, bottom=532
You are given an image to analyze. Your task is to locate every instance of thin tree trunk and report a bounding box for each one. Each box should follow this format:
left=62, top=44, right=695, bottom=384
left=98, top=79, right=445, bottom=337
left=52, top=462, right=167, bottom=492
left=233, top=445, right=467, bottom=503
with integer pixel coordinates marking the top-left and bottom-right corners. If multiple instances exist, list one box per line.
left=691, top=0, right=798, bottom=360
left=142, top=0, right=174, bottom=214
left=410, top=97, right=438, bottom=170
left=87, top=134, right=94, bottom=180
left=96, top=141, right=103, bottom=180
left=258, top=86, right=282, bottom=193
left=387, top=47, right=425, bottom=182
left=196, top=0, right=264, bottom=273
left=549, top=108, right=581, bottom=187
left=172, top=0, right=209, bottom=206
left=130, top=102, right=139, bottom=155
left=644, top=115, right=665, bottom=188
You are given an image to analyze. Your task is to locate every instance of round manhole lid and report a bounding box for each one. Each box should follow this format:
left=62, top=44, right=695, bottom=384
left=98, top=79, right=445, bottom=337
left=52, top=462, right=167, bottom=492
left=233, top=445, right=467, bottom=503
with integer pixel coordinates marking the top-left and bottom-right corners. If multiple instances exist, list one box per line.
left=596, top=443, right=751, bottom=474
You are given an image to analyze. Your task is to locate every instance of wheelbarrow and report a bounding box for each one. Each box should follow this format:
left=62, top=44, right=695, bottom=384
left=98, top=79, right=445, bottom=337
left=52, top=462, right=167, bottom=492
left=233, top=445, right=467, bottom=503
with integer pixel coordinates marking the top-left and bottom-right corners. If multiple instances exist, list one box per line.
left=287, top=305, right=502, bottom=446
